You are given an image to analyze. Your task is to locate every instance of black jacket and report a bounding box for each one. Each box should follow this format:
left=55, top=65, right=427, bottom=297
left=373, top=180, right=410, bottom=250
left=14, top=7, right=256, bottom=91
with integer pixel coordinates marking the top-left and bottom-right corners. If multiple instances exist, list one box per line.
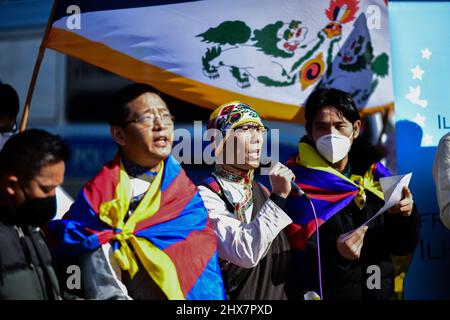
left=302, top=193, right=419, bottom=300
left=297, top=137, right=419, bottom=300
left=0, top=205, right=61, bottom=300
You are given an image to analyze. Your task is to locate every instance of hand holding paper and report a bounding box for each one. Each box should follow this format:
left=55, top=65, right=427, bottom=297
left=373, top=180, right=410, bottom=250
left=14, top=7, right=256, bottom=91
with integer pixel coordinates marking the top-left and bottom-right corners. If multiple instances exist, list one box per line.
left=338, top=173, right=413, bottom=248
left=360, top=172, right=413, bottom=228
left=337, top=225, right=369, bottom=260
left=387, top=186, right=414, bottom=217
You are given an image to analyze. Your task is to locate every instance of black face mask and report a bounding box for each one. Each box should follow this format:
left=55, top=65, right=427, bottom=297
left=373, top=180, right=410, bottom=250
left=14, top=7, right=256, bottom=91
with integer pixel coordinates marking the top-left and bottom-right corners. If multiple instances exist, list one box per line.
left=14, top=195, right=57, bottom=227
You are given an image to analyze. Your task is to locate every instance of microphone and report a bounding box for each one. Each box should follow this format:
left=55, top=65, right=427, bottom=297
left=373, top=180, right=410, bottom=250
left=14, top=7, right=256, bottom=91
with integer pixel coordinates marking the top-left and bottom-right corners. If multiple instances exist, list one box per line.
left=262, top=161, right=310, bottom=200
left=291, top=181, right=309, bottom=200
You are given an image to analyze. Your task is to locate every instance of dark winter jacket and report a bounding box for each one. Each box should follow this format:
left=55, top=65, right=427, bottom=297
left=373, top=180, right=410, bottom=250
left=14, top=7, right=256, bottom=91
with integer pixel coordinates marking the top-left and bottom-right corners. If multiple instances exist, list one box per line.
left=295, top=137, right=419, bottom=300
left=0, top=205, right=61, bottom=300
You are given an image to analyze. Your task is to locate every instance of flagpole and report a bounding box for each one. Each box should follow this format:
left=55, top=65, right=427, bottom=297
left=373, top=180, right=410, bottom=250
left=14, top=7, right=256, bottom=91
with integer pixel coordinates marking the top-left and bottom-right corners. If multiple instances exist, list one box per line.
left=19, top=0, right=59, bottom=132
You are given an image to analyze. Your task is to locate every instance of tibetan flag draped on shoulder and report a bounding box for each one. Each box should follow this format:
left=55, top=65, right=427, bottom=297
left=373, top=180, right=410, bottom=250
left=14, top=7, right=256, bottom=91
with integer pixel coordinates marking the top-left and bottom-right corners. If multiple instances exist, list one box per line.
left=285, top=141, right=391, bottom=251
left=47, top=155, right=225, bottom=300
left=45, top=0, right=393, bottom=123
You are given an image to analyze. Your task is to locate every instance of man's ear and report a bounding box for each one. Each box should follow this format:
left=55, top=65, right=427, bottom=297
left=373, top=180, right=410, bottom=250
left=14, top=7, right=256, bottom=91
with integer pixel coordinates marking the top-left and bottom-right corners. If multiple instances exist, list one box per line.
left=4, top=175, right=19, bottom=197
left=353, top=120, right=362, bottom=139
left=110, top=126, right=126, bottom=146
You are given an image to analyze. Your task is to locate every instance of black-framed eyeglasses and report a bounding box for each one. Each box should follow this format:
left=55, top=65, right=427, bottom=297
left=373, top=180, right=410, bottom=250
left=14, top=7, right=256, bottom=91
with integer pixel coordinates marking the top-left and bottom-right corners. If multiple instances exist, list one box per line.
left=0, top=121, right=17, bottom=134
left=234, top=124, right=269, bottom=135
left=122, top=113, right=175, bottom=128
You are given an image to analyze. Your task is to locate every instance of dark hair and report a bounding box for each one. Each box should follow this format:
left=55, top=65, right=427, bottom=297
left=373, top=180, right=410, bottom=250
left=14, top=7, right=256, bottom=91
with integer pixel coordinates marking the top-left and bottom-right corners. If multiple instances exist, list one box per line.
left=108, top=83, right=163, bottom=126
left=0, top=129, right=70, bottom=180
left=304, top=88, right=360, bottom=133
left=0, top=83, right=20, bottom=120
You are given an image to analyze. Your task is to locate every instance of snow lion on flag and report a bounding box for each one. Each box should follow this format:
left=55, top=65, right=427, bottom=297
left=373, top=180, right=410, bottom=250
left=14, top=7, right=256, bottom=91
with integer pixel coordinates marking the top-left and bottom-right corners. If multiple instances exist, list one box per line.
left=197, top=0, right=361, bottom=91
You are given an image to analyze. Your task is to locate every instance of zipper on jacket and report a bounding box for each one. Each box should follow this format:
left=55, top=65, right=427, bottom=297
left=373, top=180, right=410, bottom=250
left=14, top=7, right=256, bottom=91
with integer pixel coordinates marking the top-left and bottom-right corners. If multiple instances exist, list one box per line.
left=15, top=225, right=47, bottom=299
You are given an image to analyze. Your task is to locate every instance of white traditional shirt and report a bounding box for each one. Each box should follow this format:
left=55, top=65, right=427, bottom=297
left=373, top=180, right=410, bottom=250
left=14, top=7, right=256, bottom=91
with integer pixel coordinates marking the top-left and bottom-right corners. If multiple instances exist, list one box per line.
left=433, top=132, right=450, bottom=229
left=198, top=171, right=292, bottom=269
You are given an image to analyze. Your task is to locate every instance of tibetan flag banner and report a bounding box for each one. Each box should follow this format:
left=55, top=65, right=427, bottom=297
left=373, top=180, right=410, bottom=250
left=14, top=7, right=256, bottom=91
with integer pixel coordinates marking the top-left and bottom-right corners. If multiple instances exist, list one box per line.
left=46, top=0, right=393, bottom=123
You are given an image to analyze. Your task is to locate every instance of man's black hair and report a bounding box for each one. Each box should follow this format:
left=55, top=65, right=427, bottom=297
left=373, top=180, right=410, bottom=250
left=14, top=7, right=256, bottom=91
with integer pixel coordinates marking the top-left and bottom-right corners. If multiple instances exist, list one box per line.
left=0, top=129, right=70, bottom=180
left=0, top=83, right=20, bottom=120
left=304, top=88, right=360, bottom=133
left=108, top=83, right=163, bottom=126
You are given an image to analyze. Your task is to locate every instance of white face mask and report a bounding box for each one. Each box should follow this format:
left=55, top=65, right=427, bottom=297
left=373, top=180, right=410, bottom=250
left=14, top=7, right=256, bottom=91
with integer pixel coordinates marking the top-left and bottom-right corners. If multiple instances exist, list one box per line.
left=315, top=133, right=352, bottom=164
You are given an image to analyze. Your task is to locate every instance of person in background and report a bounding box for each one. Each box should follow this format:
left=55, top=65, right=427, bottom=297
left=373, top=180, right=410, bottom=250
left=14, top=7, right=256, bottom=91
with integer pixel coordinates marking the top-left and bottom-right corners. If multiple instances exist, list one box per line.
left=0, top=81, right=74, bottom=218
left=433, top=132, right=450, bottom=229
left=0, top=82, right=19, bottom=150
left=198, top=101, right=300, bottom=300
left=285, top=88, right=419, bottom=300
left=0, top=129, right=69, bottom=299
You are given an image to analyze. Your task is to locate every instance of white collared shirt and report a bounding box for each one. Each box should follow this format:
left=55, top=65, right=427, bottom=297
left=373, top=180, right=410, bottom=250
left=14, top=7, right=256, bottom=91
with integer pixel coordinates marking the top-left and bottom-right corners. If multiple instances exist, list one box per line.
left=198, top=177, right=292, bottom=269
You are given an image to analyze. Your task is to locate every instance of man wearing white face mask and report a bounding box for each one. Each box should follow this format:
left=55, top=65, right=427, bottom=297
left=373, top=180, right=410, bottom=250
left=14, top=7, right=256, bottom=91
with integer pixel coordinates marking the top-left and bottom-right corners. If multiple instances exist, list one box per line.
left=285, top=88, right=419, bottom=300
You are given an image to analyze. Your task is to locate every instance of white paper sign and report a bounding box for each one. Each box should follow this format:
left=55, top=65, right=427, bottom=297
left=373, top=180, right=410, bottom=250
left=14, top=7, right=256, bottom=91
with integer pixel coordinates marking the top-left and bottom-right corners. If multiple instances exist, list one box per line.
left=358, top=172, right=413, bottom=228
left=339, top=173, right=413, bottom=241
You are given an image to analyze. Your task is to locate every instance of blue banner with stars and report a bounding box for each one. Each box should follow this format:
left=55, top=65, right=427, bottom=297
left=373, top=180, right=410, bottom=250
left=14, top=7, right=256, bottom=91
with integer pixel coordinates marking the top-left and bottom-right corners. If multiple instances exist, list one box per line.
left=391, top=1, right=450, bottom=299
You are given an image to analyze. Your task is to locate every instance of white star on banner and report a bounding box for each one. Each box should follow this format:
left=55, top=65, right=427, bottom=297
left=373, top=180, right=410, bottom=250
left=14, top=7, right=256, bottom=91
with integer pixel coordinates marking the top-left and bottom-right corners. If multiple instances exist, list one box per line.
left=421, top=48, right=432, bottom=60
left=412, top=113, right=426, bottom=128
left=423, top=133, right=434, bottom=146
left=411, top=65, right=424, bottom=80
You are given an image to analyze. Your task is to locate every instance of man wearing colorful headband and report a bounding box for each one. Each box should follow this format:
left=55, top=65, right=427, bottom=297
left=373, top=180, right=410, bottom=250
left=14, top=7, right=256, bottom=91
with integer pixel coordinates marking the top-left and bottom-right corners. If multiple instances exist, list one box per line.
left=47, top=83, right=225, bottom=300
left=285, top=88, right=419, bottom=300
left=199, top=101, right=300, bottom=300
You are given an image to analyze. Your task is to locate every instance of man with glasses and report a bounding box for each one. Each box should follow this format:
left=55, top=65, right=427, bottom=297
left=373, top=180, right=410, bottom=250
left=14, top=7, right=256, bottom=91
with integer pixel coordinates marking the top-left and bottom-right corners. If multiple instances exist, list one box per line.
left=48, top=83, right=225, bottom=300
left=198, top=101, right=300, bottom=300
